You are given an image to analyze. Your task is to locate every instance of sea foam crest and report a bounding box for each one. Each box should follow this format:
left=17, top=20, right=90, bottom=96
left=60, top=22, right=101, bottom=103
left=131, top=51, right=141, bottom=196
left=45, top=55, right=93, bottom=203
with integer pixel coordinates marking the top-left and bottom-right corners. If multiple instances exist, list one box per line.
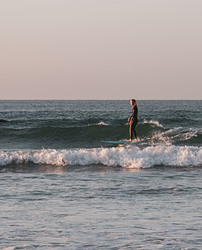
left=96, top=121, right=109, bottom=126
left=88, top=121, right=109, bottom=126
left=0, top=146, right=201, bottom=169
left=142, top=120, right=163, bottom=128
left=162, top=127, right=199, bottom=141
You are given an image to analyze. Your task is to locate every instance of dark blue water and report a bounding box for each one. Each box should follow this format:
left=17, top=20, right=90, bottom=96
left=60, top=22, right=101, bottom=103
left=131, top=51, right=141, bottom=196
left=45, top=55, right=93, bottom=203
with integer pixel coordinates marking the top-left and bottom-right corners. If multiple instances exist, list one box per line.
left=0, top=100, right=201, bottom=249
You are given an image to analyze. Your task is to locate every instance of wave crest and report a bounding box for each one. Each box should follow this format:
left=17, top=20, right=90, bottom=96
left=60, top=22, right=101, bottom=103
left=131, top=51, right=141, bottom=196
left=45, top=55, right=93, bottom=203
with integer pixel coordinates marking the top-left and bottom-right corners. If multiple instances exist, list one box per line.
left=142, top=120, right=163, bottom=128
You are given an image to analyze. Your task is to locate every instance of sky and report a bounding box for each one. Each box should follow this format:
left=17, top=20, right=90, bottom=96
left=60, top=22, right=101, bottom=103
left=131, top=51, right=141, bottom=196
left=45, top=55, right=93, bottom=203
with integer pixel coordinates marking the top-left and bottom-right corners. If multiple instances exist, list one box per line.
left=0, top=0, right=202, bottom=100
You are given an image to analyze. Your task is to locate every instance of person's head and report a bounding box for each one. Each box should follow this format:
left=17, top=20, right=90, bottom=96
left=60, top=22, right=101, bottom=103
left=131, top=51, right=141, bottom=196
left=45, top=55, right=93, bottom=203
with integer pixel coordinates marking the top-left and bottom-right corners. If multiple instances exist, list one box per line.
left=130, top=99, right=136, bottom=106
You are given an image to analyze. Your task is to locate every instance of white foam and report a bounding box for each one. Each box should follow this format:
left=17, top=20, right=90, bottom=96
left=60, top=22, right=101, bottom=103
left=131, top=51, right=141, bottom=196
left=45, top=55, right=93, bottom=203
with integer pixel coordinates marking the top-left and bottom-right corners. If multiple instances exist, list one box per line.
left=163, top=127, right=198, bottom=141
left=163, top=127, right=183, bottom=135
left=0, top=145, right=201, bottom=169
left=142, top=120, right=163, bottom=128
left=96, top=121, right=109, bottom=126
left=88, top=121, right=109, bottom=126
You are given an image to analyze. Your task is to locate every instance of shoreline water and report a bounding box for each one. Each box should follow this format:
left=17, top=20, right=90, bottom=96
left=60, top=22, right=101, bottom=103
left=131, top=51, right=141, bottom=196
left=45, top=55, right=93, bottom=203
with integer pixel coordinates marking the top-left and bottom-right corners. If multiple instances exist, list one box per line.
left=1, top=164, right=202, bottom=249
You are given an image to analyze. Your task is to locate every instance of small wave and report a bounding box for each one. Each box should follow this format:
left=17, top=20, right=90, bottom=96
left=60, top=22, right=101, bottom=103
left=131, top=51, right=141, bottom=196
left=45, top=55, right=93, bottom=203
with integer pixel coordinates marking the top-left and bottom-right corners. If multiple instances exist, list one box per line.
left=163, top=127, right=183, bottom=136
left=173, top=131, right=197, bottom=141
left=0, top=145, right=201, bottom=169
left=142, top=120, right=163, bottom=128
left=161, top=127, right=201, bottom=144
left=94, top=121, right=109, bottom=126
left=0, top=121, right=200, bottom=149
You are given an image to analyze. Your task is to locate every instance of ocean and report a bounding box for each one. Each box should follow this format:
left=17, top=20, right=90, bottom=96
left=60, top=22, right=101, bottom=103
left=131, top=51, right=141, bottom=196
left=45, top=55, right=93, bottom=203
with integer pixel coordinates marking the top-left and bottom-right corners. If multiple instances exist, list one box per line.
left=0, top=100, right=201, bottom=249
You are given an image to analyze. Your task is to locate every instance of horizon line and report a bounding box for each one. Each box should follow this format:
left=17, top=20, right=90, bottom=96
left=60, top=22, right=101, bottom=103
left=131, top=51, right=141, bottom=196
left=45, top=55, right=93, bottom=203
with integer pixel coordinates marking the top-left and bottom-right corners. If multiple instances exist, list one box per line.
left=0, top=98, right=201, bottom=101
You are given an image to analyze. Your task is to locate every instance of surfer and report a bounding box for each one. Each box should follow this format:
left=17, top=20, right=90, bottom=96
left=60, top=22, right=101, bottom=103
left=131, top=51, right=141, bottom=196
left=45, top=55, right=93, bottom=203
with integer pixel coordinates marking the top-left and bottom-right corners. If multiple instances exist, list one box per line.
left=128, top=99, right=138, bottom=141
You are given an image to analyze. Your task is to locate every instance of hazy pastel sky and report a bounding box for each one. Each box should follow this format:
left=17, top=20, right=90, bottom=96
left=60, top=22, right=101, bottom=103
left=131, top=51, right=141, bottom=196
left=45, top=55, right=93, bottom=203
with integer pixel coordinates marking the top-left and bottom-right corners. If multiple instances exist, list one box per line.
left=0, top=0, right=202, bottom=99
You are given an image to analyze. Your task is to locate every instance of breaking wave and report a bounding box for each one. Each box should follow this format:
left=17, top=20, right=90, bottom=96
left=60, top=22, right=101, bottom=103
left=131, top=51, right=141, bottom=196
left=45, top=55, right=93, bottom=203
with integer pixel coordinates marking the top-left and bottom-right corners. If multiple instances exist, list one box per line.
left=0, top=145, right=201, bottom=169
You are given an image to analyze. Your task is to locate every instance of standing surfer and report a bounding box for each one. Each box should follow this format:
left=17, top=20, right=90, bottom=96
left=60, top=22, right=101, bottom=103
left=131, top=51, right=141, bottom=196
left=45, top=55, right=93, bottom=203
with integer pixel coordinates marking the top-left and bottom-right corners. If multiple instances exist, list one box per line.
left=128, top=99, right=138, bottom=141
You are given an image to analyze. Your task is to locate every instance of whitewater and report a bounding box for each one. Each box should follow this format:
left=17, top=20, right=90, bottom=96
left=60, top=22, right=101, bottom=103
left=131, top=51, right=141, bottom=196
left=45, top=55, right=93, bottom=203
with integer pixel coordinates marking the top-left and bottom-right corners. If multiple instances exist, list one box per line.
left=0, top=145, right=201, bottom=168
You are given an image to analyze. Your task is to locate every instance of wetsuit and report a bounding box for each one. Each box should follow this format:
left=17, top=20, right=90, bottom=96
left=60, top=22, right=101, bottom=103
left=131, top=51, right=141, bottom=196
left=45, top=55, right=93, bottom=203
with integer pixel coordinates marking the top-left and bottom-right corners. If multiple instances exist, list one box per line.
left=129, top=105, right=138, bottom=140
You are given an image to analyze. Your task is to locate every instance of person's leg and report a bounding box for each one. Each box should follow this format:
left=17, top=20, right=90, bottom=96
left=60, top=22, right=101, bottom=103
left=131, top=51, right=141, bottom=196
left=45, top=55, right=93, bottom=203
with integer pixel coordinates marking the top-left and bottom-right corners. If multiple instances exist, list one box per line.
left=132, top=120, right=138, bottom=139
left=129, top=123, right=133, bottom=140
left=133, top=128, right=137, bottom=139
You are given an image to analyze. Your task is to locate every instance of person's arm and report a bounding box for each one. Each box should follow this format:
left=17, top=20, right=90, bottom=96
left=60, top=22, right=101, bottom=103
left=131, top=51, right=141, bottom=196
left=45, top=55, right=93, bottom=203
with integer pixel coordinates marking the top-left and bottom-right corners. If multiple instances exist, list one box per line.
left=128, top=114, right=132, bottom=122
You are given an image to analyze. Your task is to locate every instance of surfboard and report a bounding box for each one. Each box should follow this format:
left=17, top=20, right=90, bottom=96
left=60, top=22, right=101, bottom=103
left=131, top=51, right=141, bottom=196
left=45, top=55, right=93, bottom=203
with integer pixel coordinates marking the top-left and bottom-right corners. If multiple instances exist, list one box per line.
left=102, top=139, right=148, bottom=146
left=101, top=140, right=135, bottom=146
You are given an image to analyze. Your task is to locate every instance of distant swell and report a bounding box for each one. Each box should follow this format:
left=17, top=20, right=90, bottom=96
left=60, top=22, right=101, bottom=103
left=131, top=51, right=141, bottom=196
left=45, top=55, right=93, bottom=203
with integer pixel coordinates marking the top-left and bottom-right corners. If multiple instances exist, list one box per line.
left=0, top=145, right=201, bottom=169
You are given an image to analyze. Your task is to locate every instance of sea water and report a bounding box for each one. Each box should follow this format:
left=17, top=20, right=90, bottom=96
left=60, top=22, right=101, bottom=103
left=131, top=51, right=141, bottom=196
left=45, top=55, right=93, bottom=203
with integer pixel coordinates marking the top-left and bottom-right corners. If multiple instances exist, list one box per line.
left=0, top=100, right=201, bottom=249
